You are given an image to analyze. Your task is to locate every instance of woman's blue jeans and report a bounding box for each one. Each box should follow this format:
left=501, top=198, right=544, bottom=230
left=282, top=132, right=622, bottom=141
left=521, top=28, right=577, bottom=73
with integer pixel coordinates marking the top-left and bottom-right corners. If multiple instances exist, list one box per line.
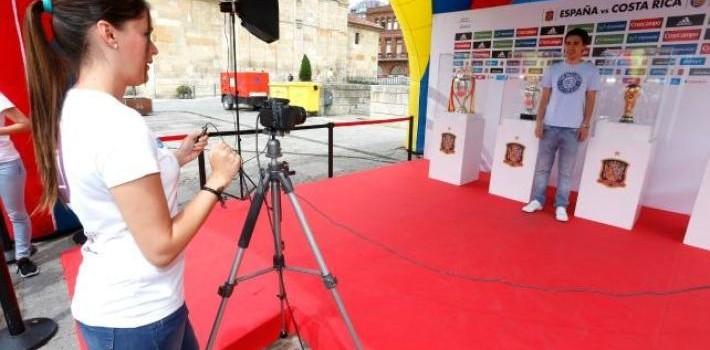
left=0, top=158, right=32, bottom=259
left=531, top=126, right=581, bottom=209
left=78, top=304, right=199, bottom=350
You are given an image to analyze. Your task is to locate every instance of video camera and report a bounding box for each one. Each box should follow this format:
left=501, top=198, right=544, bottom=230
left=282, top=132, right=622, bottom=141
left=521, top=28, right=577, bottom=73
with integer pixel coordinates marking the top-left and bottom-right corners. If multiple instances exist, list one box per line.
left=258, top=98, right=307, bottom=132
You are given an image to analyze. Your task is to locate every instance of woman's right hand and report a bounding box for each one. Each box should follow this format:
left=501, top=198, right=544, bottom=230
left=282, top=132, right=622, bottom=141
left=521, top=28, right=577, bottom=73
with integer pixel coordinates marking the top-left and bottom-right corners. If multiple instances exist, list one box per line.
left=207, top=142, right=241, bottom=189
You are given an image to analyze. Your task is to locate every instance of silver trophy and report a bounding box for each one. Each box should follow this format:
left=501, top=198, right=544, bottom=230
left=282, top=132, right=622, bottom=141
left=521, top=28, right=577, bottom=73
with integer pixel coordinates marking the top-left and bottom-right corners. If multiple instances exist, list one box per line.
left=520, top=76, right=540, bottom=121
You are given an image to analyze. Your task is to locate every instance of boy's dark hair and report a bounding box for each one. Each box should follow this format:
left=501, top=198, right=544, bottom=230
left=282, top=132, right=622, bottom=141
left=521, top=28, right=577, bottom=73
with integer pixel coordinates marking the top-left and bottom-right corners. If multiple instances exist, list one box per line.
left=565, top=28, right=591, bottom=46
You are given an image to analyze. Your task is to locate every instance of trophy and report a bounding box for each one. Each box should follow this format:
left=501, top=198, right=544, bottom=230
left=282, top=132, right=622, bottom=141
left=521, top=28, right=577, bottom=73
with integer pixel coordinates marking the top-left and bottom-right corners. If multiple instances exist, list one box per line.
left=619, top=84, right=641, bottom=123
left=520, top=76, right=541, bottom=121
left=447, top=68, right=475, bottom=113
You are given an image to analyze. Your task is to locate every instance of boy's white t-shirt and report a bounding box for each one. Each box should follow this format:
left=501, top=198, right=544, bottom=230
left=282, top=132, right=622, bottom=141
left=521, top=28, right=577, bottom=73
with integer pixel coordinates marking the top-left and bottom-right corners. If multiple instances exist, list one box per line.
left=0, top=92, right=20, bottom=163
left=61, top=88, right=183, bottom=328
left=541, top=61, right=601, bottom=128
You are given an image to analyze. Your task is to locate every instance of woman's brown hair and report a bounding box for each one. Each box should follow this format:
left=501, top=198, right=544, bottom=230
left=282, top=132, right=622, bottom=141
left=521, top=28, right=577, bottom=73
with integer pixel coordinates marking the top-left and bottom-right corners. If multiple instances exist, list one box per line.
left=23, top=0, right=147, bottom=212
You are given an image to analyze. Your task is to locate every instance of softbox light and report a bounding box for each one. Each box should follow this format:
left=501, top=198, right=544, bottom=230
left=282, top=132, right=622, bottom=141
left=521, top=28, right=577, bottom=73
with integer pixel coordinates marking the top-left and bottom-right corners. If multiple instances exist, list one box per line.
left=220, top=0, right=279, bottom=43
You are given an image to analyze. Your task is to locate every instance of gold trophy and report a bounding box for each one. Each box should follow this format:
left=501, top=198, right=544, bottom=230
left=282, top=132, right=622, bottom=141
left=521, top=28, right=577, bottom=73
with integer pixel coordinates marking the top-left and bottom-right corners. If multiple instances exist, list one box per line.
left=520, top=76, right=541, bottom=121
left=619, top=84, right=641, bottom=123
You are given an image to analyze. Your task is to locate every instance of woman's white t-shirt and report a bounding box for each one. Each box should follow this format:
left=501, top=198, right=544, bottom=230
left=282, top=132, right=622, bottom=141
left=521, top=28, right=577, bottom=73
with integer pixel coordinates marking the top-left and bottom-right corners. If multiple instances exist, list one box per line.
left=0, top=92, right=20, bottom=163
left=61, top=88, right=183, bottom=328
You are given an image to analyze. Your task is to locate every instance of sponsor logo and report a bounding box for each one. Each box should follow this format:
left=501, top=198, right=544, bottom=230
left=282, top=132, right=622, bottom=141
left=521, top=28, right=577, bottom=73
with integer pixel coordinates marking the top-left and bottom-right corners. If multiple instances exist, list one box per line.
left=597, top=21, right=627, bottom=32
left=473, top=41, right=492, bottom=49
left=650, top=68, right=668, bottom=75
left=596, top=34, right=625, bottom=45
left=495, top=74, right=508, bottom=80
left=660, top=44, right=698, bottom=55
left=666, top=14, right=705, bottom=28
left=548, top=59, right=563, bottom=66
left=527, top=67, right=544, bottom=75
left=490, top=68, right=504, bottom=74
left=492, top=50, right=512, bottom=59
left=702, top=44, right=710, bottom=55
left=593, top=47, right=622, bottom=57
left=652, top=58, right=675, bottom=65
left=680, top=57, right=707, bottom=65
left=513, top=50, right=540, bottom=58
left=455, top=32, right=472, bottom=41
left=453, top=61, right=465, bottom=67
left=474, top=31, right=493, bottom=40
left=623, top=46, right=658, bottom=56
left=690, top=0, right=706, bottom=8
left=568, top=23, right=595, bottom=33
left=515, top=39, right=537, bottom=48
left=454, top=42, right=471, bottom=50
left=473, top=51, right=491, bottom=58
left=690, top=68, right=710, bottom=76
left=453, top=53, right=470, bottom=59
left=544, top=10, right=554, bottom=22
left=629, top=18, right=663, bottom=30
left=473, top=67, right=484, bottom=73
left=625, top=68, right=647, bottom=76
left=538, top=49, right=563, bottom=57
left=540, top=37, right=563, bottom=47
left=616, top=59, right=632, bottom=66
left=595, top=59, right=616, bottom=66
left=471, top=60, right=484, bottom=66
left=506, top=68, right=520, bottom=74
left=516, top=27, right=538, bottom=37
left=507, top=60, right=521, bottom=66
left=627, top=32, right=660, bottom=44
left=705, top=29, right=710, bottom=40
left=541, top=26, right=565, bottom=36
left=663, top=29, right=702, bottom=42
left=670, top=77, right=682, bottom=85
left=494, top=29, right=515, bottom=38
left=474, top=74, right=487, bottom=79
left=599, top=68, right=615, bottom=75
left=493, top=40, right=514, bottom=49
left=485, top=60, right=499, bottom=66
left=523, top=60, right=537, bottom=66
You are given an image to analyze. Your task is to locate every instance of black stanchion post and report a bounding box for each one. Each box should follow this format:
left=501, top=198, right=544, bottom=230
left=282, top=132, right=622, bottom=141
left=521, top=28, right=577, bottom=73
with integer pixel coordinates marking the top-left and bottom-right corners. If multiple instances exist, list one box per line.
left=407, top=115, right=414, bottom=161
left=328, top=122, right=334, bottom=178
left=0, top=216, right=58, bottom=349
left=0, top=214, right=13, bottom=262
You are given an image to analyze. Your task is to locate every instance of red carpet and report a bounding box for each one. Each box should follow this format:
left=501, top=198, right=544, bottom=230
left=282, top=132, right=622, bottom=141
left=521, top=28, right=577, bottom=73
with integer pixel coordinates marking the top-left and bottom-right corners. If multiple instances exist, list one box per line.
left=61, top=160, right=710, bottom=349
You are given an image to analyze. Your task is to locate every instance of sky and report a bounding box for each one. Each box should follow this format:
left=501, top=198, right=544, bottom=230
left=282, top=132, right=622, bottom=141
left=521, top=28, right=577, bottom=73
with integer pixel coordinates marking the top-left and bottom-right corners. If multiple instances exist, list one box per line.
left=349, top=0, right=389, bottom=9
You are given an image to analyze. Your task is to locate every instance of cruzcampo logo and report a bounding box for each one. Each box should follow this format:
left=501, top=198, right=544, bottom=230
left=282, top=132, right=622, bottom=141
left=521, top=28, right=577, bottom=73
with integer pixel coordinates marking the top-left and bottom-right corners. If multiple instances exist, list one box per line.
left=568, top=23, right=594, bottom=33
left=595, top=34, right=625, bottom=45
left=474, top=31, right=493, bottom=40
left=493, top=40, right=513, bottom=49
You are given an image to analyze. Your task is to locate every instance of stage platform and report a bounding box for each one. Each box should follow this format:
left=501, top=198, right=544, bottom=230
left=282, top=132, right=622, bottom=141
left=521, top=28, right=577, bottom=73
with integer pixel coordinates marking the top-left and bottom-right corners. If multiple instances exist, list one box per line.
left=62, top=160, right=710, bottom=349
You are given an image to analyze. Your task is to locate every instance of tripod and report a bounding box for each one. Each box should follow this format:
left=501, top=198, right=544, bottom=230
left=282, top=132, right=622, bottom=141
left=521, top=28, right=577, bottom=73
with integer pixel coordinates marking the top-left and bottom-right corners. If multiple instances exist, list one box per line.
left=206, top=135, right=363, bottom=350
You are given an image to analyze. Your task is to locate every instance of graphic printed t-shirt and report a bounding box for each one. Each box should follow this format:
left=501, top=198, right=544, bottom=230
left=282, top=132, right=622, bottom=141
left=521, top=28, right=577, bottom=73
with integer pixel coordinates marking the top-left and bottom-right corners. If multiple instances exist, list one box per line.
left=61, top=88, right=182, bottom=328
left=541, top=61, right=601, bottom=128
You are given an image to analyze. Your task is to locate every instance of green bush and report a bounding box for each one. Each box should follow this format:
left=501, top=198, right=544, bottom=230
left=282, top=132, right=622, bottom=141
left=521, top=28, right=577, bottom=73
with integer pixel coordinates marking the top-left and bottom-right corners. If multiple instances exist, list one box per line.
left=176, top=85, right=193, bottom=99
left=298, top=55, right=312, bottom=82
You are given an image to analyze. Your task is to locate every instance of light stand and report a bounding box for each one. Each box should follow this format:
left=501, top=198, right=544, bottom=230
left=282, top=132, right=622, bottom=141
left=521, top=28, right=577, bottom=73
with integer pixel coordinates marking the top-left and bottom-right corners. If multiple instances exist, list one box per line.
left=206, top=133, right=363, bottom=350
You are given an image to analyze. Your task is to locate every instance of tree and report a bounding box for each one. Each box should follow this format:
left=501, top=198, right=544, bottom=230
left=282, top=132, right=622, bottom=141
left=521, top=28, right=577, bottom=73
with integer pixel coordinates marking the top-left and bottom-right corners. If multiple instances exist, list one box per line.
left=298, top=54, right=312, bottom=82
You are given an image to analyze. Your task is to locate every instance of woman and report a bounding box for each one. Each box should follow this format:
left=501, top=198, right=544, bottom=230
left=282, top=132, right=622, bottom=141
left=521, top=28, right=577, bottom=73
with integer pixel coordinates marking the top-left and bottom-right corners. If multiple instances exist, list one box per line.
left=0, top=92, right=37, bottom=278
left=23, top=0, right=241, bottom=348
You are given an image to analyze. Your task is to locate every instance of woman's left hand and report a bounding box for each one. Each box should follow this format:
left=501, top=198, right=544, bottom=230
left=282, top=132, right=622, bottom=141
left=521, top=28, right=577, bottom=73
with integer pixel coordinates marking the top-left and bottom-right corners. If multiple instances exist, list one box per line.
left=174, top=130, right=208, bottom=166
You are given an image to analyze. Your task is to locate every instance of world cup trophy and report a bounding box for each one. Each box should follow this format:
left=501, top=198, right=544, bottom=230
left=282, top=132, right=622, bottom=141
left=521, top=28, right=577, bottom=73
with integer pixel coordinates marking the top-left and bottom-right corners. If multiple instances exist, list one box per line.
left=520, top=76, right=541, bottom=121
left=619, top=84, right=641, bottom=123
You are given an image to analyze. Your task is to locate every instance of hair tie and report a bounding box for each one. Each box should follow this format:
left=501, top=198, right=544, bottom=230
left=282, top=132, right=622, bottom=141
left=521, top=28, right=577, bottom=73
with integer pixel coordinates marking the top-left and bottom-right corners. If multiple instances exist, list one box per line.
left=41, top=0, right=53, bottom=13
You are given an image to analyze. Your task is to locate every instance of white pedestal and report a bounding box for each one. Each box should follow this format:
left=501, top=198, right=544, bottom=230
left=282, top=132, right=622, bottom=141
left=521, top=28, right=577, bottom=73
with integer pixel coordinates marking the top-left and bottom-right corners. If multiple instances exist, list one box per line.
left=684, top=160, right=710, bottom=251
left=574, top=120, right=654, bottom=230
left=489, top=118, right=539, bottom=202
left=428, top=113, right=485, bottom=185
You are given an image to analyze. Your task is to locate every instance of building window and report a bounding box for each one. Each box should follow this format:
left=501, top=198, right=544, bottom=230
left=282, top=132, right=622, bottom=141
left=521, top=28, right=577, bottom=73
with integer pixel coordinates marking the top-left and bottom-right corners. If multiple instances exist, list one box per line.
left=385, top=39, right=392, bottom=55
left=394, top=20, right=399, bottom=30
left=355, top=32, right=360, bottom=45
left=396, top=39, right=402, bottom=55
left=295, top=19, right=303, bottom=29
left=387, top=18, right=393, bottom=30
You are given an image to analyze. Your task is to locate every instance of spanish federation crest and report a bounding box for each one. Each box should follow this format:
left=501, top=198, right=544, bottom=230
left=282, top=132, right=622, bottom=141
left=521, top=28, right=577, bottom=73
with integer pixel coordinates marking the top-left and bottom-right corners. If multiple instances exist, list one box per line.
left=440, top=132, right=456, bottom=155
left=598, top=158, right=629, bottom=188
left=504, top=142, right=525, bottom=167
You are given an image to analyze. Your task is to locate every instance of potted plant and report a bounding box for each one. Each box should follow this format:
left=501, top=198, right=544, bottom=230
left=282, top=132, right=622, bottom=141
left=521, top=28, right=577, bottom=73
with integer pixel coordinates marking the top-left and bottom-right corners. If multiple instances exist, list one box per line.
left=176, top=84, right=193, bottom=99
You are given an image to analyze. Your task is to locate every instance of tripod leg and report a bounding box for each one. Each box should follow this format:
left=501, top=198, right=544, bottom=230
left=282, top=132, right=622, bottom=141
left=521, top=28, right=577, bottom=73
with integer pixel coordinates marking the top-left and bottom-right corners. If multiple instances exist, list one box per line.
left=279, top=176, right=364, bottom=350
left=206, top=173, right=270, bottom=350
left=269, top=178, right=289, bottom=338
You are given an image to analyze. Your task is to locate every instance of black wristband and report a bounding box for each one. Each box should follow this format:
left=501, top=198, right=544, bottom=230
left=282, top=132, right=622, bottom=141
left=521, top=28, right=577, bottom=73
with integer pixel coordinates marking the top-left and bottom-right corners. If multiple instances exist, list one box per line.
left=202, top=186, right=225, bottom=207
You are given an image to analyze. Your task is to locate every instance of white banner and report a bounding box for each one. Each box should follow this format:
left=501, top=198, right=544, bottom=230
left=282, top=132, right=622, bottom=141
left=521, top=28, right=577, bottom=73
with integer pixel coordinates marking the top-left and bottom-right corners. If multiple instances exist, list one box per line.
left=427, top=0, right=710, bottom=214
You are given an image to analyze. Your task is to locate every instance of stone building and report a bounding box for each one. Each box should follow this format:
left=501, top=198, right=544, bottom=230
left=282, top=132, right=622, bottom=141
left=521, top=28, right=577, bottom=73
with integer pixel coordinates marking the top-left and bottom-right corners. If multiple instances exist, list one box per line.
left=346, top=15, right=383, bottom=78
left=142, top=0, right=351, bottom=98
left=365, top=5, right=409, bottom=77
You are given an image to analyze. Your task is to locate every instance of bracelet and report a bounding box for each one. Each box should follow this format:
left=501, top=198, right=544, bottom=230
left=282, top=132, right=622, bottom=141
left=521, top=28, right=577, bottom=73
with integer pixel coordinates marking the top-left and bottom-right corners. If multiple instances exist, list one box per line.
left=202, top=186, right=225, bottom=207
